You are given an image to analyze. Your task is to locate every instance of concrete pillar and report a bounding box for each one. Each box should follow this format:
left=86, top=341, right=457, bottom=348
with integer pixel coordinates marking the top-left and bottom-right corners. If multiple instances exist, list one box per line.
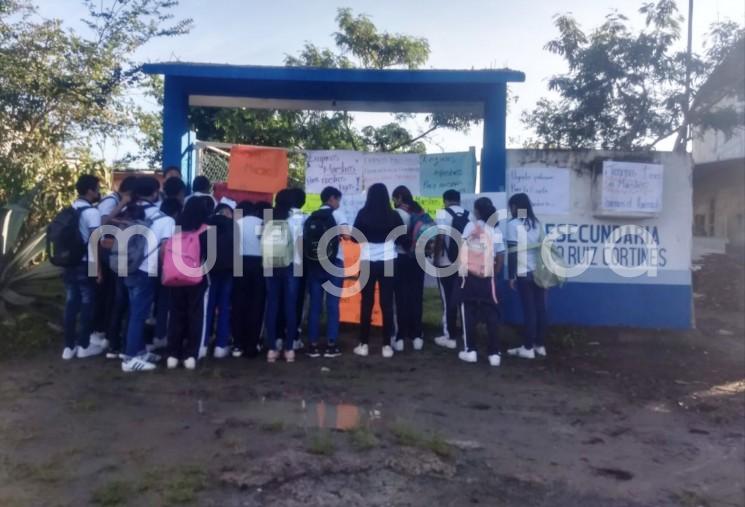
left=481, top=84, right=507, bottom=192
left=162, top=76, right=194, bottom=182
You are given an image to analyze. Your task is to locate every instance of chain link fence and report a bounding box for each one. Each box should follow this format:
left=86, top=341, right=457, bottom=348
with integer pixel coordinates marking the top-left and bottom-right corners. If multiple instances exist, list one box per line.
left=195, top=142, right=230, bottom=184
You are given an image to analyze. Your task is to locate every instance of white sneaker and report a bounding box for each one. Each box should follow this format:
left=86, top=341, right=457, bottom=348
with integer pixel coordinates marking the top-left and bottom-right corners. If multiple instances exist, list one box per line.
left=183, top=357, right=196, bottom=370
left=140, top=351, right=161, bottom=363
left=393, top=340, right=404, bottom=352
left=121, top=357, right=156, bottom=372
left=293, top=339, right=304, bottom=351
left=535, top=346, right=547, bottom=357
left=382, top=345, right=394, bottom=358
left=434, top=336, right=457, bottom=349
left=105, top=351, right=120, bottom=360
left=458, top=350, right=478, bottom=363
left=62, top=347, right=78, bottom=360
left=488, top=354, right=501, bottom=367
left=166, top=357, right=179, bottom=369
left=231, top=348, right=244, bottom=358
left=353, top=344, right=369, bottom=357
left=507, top=346, right=535, bottom=359
left=214, top=346, right=230, bottom=359
left=77, top=343, right=105, bottom=358
left=413, top=338, right=424, bottom=351
left=89, top=332, right=108, bottom=349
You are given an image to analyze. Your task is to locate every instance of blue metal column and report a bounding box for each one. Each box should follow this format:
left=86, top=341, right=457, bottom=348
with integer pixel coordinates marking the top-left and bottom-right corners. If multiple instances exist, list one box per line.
left=481, top=84, right=507, bottom=192
left=161, top=76, right=192, bottom=181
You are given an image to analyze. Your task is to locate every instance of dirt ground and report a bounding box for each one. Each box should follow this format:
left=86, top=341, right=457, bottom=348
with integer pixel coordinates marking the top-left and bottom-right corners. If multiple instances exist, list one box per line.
left=0, top=259, right=743, bottom=506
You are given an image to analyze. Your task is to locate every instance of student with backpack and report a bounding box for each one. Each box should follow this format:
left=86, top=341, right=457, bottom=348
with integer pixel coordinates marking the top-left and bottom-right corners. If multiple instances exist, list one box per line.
left=433, top=189, right=470, bottom=350
left=279, top=187, right=307, bottom=350
left=505, top=192, right=548, bottom=360
left=392, top=185, right=432, bottom=352
left=262, top=190, right=300, bottom=363
left=232, top=201, right=266, bottom=358
left=353, top=183, right=404, bottom=358
left=90, top=175, right=137, bottom=350
left=204, top=203, right=236, bottom=358
left=163, top=177, right=187, bottom=205
left=48, top=174, right=105, bottom=360
left=455, top=197, right=505, bottom=367
left=163, top=197, right=213, bottom=370
left=186, top=175, right=217, bottom=206
left=118, top=176, right=176, bottom=372
left=303, top=186, right=348, bottom=358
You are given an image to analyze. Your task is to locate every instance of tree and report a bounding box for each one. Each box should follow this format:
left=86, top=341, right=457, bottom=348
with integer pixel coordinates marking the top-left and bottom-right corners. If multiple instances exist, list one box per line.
left=0, top=0, right=191, bottom=229
left=521, top=0, right=744, bottom=152
left=179, top=7, right=480, bottom=185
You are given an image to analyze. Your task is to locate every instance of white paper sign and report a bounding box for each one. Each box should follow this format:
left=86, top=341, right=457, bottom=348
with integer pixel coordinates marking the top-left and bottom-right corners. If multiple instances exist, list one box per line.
left=508, top=166, right=571, bottom=215
left=362, top=153, right=420, bottom=194
left=305, top=151, right=363, bottom=195
left=601, top=161, right=663, bottom=214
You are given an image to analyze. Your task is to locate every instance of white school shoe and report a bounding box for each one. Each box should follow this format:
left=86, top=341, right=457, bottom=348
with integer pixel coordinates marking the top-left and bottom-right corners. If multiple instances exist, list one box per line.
left=434, top=336, right=457, bottom=349
left=507, top=346, right=535, bottom=359
left=89, top=332, right=109, bottom=349
left=121, top=356, right=156, bottom=373
left=534, top=346, right=547, bottom=358
left=458, top=350, right=478, bottom=363
left=140, top=351, right=161, bottom=363
left=77, top=343, right=105, bottom=358
left=393, top=339, right=404, bottom=352
left=413, top=338, right=424, bottom=351
left=488, top=354, right=501, bottom=367
left=293, top=339, right=304, bottom=351
left=381, top=345, right=394, bottom=358
left=62, top=347, right=78, bottom=360
left=353, top=344, right=369, bottom=357
left=183, top=357, right=196, bottom=370
left=213, top=346, right=231, bottom=359
left=166, top=357, right=179, bottom=369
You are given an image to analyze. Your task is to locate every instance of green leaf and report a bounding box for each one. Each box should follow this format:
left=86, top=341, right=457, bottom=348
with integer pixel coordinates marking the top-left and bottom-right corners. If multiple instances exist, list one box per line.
left=0, top=287, right=35, bottom=306
left=0, top=205, right=30, bottom=256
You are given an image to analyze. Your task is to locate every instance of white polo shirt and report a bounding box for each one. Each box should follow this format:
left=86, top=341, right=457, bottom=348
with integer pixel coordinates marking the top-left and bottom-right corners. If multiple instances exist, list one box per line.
left=138, top=201, right=175, bottom=274
left=288, top=208, right=307, bottom=267
left=238, top=215, right=263, bottom=257
left=505, top=218, right=541, bottom=275
left=72, top=199, right=101, bottom=261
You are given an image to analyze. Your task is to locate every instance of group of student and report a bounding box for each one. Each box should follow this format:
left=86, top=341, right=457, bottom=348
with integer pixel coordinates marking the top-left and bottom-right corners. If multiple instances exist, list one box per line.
left=54, top=166, right=549, bottom=373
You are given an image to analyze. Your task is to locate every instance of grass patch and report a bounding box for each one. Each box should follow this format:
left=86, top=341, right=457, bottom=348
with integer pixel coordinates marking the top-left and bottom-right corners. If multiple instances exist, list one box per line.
left=69, top=398, right=100, bottom=413
left=349, top=427, right=378, bottom=451
left=389, top=422, right=453, bottom=459
left=91, top=480, right=134, bottom=506
left=307, top=432, right=336, bottom=456
left=161, top=466, right=208, bottom=505
left=260, top=420, right=285, bottom=433
left=14, top=456, right=67, bottom=484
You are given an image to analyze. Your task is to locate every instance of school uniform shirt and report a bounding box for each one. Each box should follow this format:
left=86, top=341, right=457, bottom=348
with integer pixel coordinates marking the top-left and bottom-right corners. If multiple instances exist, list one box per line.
left=184, top=191, right=218, bottom=206
left=138, top=201, right=176, bottom=274
left=505, top=218, right=541, bottom=276
left=72, top=199, right=101, bottom=262
left=320, top=204, right=349, bottom=263
left=288, top=208, right=307, bottom=267
left=238, top=215, right=263, bottom=257
left=354, top=208, right=403, bottom=262
left=434, top=205, right=467, bottom=267
left=97, top=192, right=121, bottom=219
left=395, top=207, right=411, bottom=256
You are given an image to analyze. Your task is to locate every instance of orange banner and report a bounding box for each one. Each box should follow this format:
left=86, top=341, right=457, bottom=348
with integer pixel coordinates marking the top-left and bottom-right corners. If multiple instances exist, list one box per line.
left=227, top=145, right=288, bottom=193
left=339, top=239, right=383, bottom=326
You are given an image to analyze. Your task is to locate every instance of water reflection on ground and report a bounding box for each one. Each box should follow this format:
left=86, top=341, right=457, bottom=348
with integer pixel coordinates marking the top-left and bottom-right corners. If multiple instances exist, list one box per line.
left=252, top=398, right=382, bottom=431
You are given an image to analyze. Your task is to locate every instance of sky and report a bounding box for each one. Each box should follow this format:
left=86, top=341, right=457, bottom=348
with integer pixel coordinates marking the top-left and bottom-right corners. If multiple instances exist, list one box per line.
left=36, top=0, right=745, bottom=165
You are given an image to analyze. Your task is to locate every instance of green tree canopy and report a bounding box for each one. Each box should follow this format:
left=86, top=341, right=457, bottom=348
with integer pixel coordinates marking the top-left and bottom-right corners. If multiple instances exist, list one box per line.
left=521, top=0, right=744, bottom=152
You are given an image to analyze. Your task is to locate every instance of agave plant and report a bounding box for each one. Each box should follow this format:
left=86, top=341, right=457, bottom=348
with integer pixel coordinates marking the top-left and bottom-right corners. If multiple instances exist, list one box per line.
left=0, top=202, right=62, bottom=322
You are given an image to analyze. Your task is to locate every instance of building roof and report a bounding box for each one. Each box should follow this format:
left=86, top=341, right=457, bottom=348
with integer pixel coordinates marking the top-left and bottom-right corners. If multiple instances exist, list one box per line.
left=142, top=62, right=525, bottom=115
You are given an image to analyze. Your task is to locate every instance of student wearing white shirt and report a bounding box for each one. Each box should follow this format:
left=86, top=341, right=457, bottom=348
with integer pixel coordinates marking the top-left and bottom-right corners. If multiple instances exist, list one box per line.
left=456, top=197, right=505, bottom=367
left=61, top=175, right=105, bottom=360
left=304, top=186, right=348, bottom=359
left=121, top=176, right=176, bottom=373
left=352, top=183, right=404, bottom=358
left=232, top=201, right=269, bottom=358
left=433, top=189, right=470, bottom=350
left=284, top=188, right=308, bottom=349
left=505, top=192, right=548, bottom=360
left=184, top=175, right=217, bottom=206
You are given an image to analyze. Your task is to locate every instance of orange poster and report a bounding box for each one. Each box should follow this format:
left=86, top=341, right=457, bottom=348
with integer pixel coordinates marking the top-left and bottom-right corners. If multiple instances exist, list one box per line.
left=339, top=239, right=383, bottom=326
left=227, top=145, right=288, bottom=193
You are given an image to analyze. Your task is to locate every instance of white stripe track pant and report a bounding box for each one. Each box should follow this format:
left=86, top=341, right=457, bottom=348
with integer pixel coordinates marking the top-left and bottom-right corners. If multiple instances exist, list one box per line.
left=460, top=301, right=500, bottom=356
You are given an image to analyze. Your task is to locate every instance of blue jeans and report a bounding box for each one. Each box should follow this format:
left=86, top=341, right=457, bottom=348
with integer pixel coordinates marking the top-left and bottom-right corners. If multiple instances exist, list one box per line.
left=516, top=273, right=547, bottom=349
left=264, top=267, right=298, bottom=351
left=124, top=270, right=157, bottom=357
left=63, top=264, right=95, bottom=349
left=206, top=271, right=233, bottom=347
left=307, top=259, right=343, bottom=345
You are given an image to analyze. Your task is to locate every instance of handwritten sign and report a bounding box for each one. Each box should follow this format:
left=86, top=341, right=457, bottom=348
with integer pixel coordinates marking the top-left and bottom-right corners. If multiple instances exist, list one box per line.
left=227, top=145, right=288, bottom=194
left=362, top=153, right=420, bottom=193
left=600, top=161, right=663, bottom=215
left=305, top=151, right=362, bottom=195
left=419, top=151, right=477, bottom=196
left=508, top=166, right=571, bottom=215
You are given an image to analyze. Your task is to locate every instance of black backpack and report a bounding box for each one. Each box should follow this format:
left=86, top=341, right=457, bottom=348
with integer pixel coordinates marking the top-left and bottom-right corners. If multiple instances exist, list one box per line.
left=303, top=208, right=338, bottom=263
left=444, top=208, right=470, bottom=263
left=47, top=206, right=91, bottom=267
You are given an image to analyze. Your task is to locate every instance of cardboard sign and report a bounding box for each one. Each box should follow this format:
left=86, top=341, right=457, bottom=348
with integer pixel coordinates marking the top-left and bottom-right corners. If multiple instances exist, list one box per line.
left=338, top=239, right=383, bottom=326
left=227, top=145, right=288, bottom=193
